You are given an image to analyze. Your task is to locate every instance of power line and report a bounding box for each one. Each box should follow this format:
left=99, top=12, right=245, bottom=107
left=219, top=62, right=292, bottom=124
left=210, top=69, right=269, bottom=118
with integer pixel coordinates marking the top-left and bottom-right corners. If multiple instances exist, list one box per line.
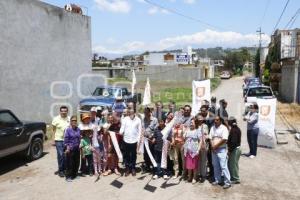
left=143, top=0, right=226, bottom=30
left=273, top=0, right=290, bottom=33
left=287, top=8, right=300, bottom=29
left=284, top=8, right=300, bottom=29
left=260, top=0, right=270, bottom=27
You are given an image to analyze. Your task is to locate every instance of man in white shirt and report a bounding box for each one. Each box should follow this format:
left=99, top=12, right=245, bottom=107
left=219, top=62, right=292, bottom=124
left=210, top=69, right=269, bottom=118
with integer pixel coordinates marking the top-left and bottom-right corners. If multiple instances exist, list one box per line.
left=209, top=115, right=231, bottom=189
left=119, top=109, right=142, bottom=176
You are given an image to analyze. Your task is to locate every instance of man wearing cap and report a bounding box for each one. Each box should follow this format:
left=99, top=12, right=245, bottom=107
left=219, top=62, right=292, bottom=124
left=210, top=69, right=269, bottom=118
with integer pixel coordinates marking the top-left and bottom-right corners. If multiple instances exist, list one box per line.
left=119, top=109, right=142, bottom=176
left=90, top=107, right=100, bottom=126
left=112, top=96, right=127, bottom=117
left=52, top=106, right=70, bottom=177
left=217, top=99, right=229, bottom=126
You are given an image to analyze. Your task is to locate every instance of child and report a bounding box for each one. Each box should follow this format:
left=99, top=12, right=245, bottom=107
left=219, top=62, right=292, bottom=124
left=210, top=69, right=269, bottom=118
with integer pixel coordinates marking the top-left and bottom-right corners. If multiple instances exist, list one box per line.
left=183, top=118, right=201, bottom=184
left=152, top=119, right=168, bottom=179
left=102, top=123, right=120, bottom=176
left=80, top=128, right=93, bottom=176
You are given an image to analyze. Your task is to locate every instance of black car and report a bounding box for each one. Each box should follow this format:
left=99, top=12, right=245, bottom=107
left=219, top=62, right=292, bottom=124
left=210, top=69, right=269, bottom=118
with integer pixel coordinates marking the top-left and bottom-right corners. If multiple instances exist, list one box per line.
left=0, top=109, right=46, bottom=160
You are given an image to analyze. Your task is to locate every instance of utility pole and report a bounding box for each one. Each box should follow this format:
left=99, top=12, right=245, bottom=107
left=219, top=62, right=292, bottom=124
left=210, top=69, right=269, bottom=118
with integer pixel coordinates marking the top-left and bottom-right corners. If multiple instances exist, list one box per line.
left=256, top=27, right=264, bottom=79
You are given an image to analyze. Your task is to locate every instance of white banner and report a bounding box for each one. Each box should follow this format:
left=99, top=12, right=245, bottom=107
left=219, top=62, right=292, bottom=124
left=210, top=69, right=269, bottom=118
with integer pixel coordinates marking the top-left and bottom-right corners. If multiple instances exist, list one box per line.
left=142, top=77, right=151, bottom=106
left=257, top=98, right=277, bottom=148
left=192, top=80, right=211, bottom=116
left=108, top=131, right=123, bottom=162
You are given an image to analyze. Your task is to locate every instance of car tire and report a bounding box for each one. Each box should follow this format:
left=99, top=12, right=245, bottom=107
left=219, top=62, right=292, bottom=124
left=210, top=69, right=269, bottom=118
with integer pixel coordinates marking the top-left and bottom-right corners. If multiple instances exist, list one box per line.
left=28, top=137, right=43, bottom=161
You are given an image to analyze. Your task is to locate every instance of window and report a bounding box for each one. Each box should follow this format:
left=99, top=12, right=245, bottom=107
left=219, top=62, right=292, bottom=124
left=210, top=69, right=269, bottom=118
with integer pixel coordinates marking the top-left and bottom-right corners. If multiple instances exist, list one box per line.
left=0, top=112, right=19, bottom=128
left=248, top=87, right=273, bottom=97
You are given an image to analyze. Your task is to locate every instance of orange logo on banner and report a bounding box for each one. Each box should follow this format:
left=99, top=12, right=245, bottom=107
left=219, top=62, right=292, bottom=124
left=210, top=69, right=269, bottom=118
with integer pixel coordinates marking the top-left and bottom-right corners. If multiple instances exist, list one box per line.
left=196, top=87, right=205, bottom=98
left=260, top=105, right=271, bottom=116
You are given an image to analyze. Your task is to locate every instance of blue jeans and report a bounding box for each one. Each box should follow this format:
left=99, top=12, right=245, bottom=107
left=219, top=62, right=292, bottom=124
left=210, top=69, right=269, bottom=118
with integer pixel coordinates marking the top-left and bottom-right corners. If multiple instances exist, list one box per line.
left=247, top=129, right=259, bottom=156
left=55, top=141, right=65, bottom=172
left=212, top=147, right=231, bottom=185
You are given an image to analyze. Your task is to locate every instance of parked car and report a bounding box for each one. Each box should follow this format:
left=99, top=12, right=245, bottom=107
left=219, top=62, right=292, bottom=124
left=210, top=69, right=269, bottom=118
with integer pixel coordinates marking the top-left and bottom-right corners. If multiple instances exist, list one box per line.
left=244, top=85, right=275, bottom=104
left=242, top=77, right=261, bottom=96
left=220, top=71, right=231, bottom=79
left=0, top=109, right=46, bottom=160
left=78, top=85, right=141, bottom=113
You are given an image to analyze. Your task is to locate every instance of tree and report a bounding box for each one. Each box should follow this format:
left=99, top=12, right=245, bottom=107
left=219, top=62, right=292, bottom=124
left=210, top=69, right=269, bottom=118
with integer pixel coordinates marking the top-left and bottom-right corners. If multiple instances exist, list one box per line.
left=92, top=53, right=99, bottom=63
left=254, top=49, right=260, bottom=78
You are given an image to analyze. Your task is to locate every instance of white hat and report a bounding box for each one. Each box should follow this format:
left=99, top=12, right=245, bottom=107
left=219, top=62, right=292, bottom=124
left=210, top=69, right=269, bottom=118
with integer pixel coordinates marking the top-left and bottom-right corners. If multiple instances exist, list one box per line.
left=90, top=107, right=97, bottom=112
left=102, top=123, right=110, bottom=129
left=96, top=106, right=102, bottom=111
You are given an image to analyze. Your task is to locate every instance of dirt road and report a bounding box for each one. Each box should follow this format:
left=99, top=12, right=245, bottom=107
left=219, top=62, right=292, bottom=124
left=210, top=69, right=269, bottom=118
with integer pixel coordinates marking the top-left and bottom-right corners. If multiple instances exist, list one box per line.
left=1, top=76, right=300, bottom=200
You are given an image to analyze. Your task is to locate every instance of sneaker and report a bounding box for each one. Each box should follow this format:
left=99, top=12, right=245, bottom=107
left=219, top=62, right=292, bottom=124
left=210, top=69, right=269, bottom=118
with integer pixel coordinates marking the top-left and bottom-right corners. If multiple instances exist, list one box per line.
left=132, top=170, right=136, bottom=176
left=58, top=172, right=65, bottom=178
left=192, top=179, right=197, bottom=184
left=65, top=178, right=72, bottom=182
left=163, top=175, right=170, bottom=180
left=212, top=181, right=219, bottom=186
left=249, top=155, right=256, bottom=159
left=223, top=184, right=231, bottom=189
left=54, top=171, right=59, bottom=175
left=153, top=175, right=158, bottom=180
left=231, top=180, right=240, bottom=184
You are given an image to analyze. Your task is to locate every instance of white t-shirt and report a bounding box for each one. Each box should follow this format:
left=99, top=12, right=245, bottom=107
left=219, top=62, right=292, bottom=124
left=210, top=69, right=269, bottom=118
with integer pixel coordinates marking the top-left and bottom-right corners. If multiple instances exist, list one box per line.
left=209, top=124, right=229, bottom=148
left=120, top=115, right=142, bottom=144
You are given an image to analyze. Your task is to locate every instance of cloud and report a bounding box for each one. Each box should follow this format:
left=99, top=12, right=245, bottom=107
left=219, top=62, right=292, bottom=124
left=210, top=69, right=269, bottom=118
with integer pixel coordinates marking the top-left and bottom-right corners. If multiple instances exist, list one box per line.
left=93, top=29, right=271, bottom=55
left=94, top=0, right=131, bottom=13
left=183, top=0, right=196, bottom=4
left=147, top=6, right=169, bottom=15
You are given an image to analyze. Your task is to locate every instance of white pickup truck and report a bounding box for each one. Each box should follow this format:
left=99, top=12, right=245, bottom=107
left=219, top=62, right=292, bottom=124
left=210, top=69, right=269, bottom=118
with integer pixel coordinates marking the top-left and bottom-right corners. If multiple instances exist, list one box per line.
left=244, top=85, right=275, bottom=106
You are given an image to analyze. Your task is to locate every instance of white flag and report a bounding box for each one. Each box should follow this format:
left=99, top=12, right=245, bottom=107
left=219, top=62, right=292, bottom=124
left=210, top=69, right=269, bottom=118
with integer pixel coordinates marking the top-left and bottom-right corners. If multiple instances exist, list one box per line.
left=192, top=79, right=211, bottom=116
left=142, top=77, right=151, bottom=106
left=257, top=98, right=277, bottom=148
left=131, top=69, right=136, bottom=96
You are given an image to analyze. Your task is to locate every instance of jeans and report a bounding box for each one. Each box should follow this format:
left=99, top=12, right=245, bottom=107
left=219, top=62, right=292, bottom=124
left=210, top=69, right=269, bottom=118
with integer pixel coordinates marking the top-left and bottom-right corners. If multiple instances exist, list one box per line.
left=154, top=150, right=162, bottom=176
left=55, top=141, right=65, bottom=172
left=247, top=129, right=259, bottom=156
left=212, top=147, right=231, bottom=185
left=65, top=148, right=80, bottom=179
left=123, top=142, right=137, bottom=171
left=228, top=148, right=241, bottom=181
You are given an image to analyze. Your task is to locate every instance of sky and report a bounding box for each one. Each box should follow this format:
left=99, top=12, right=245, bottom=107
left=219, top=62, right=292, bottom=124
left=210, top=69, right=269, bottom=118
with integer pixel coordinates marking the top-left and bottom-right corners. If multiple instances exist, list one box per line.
left=41, top=0, right=300, bottom=57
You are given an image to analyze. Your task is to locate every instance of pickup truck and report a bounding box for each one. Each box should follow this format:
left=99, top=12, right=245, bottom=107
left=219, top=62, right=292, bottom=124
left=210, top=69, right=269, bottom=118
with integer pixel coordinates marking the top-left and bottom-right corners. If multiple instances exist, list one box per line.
left=78, top=85, right=141, bottom=112
left=244, top=85, right=275, bottom=104
left=0, top=109, right=46, bottom=160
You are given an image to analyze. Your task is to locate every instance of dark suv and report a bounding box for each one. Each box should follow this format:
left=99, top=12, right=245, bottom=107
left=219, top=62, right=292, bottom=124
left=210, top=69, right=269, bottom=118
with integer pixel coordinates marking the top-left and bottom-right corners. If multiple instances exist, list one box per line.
left=0, top=109, right=46, bottom=160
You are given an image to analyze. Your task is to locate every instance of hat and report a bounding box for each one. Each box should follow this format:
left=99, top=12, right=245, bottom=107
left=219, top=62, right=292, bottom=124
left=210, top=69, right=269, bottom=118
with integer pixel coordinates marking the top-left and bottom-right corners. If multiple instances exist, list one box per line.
left=96, top=106, right=102, bottom=111
left=102, top=123, right=110, bottom=129
left=116, top=96, right=122, bottom=100
left=81, top=113, right=91, bottom=121
left=80, top=124, right=93, bottom=131
left=90, top=107, right=97, bottom=112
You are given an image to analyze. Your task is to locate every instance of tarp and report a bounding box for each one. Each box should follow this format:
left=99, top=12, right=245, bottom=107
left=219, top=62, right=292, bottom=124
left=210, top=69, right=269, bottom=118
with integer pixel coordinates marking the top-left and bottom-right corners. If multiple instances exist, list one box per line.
left=257, top=98, right=277, bottom=148
left=192, top=79, right=211, bottom=116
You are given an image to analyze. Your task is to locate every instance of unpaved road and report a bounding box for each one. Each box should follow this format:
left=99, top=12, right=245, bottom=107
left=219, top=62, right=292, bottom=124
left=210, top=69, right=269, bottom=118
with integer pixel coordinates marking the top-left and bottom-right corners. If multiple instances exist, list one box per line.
left=1, top=77, right=300, bottom=200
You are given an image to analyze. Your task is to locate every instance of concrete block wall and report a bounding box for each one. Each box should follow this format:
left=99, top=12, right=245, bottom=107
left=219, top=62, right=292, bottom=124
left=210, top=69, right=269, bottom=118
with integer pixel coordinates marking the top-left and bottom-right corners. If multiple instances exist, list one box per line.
left=0, top=0, right=93, bottom=122
left=280, top=64, right=299, bottom=103
left=126, top=65, right=202, bottom=82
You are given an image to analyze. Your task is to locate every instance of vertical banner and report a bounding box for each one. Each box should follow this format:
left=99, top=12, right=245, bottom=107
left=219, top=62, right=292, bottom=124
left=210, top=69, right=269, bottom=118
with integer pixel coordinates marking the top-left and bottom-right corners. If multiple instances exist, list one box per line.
left=192, top=79, right=211, bottom=116
left=142, top=77, right=151, bottom=106
left=257, top=98, right=277, bottom=148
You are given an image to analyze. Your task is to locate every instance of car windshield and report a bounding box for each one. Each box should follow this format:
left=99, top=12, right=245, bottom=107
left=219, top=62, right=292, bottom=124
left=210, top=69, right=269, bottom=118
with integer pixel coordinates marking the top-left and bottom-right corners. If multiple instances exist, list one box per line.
left=247, top=87, right=273, bottom=97
left=93, top=88, right=127, bottom=97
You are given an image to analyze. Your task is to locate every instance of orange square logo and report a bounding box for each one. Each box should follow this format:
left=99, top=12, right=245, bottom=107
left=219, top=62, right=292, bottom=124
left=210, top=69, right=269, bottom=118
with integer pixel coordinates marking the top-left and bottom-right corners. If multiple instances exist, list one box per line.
left=196, top=87, right=205, bottom=98
left=260, top=105, right=271, bottom=116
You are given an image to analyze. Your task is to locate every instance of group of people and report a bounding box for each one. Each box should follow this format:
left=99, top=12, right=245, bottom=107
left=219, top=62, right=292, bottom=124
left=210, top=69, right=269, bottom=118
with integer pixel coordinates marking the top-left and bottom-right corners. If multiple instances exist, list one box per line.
left=52, top=97, right=259, bottom=189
